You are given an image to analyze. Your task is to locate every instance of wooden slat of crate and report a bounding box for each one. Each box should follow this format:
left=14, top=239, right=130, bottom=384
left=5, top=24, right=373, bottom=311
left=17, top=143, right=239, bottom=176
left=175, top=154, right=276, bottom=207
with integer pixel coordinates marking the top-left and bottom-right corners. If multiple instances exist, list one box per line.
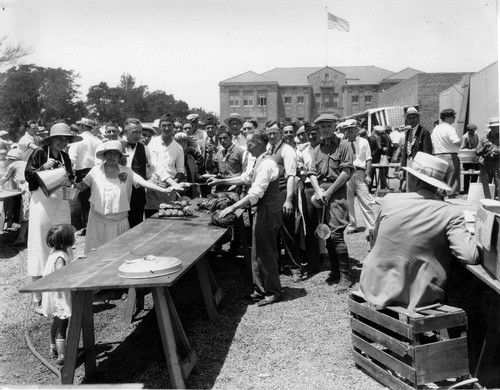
left=349, top=299, right=414, bottom=340
left=352, top=334, right=417, bottom=382
left=409, top=311, right=467, bottom=334
left=414, top=337, right=470, bottom=385
left=351, top=318, right=414, bottom=358
left=352, top=351, right=415, bottom=390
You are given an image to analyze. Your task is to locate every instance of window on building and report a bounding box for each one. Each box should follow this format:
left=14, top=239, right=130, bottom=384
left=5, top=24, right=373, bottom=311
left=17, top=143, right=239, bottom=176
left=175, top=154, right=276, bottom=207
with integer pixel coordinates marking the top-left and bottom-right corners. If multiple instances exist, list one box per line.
left=297, top=96, right=304, bottom=104
left=229, top=95, right=240, bottom=107
left=365, top=95, right=372, bottom=104
left=284, top=96, right=292, bottom=105
left=258, top=95, right=267, bottom=107
left=243, top=94, right=254, bottom=107
left=297, top=107, right=304, bottom=116
left=324, top=73, right=330, bottom=81
left=352, top=95, right=359, bottom=104
left=315, top=93, right=321, bottom=106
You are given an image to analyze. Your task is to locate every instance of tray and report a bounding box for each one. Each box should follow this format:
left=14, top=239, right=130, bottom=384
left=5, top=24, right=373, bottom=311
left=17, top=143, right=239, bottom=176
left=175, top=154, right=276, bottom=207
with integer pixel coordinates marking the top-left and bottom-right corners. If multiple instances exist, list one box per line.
left=118, top=255, right=182, bottom=279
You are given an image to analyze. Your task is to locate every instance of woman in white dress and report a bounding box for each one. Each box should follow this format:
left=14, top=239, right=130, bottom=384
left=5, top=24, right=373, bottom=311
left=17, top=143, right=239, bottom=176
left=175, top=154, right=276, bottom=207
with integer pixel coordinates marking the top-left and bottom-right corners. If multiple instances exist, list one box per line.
left=74, top=141, right=181, bottom=254
left=25, top=123, right=82, bottom=312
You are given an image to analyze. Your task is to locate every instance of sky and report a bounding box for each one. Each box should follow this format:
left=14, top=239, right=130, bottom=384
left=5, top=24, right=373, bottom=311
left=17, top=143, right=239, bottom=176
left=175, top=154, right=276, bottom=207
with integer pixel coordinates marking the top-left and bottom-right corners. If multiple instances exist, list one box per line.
left=0, top=0, right=498, bottom=116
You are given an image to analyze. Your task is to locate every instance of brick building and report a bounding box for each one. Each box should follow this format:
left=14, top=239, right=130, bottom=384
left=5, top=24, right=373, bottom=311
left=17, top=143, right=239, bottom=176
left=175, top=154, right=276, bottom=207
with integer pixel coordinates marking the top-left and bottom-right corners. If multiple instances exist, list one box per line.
left=378, top=72, right=468, bottom=130
left=219, top=66, right=420, bottom=127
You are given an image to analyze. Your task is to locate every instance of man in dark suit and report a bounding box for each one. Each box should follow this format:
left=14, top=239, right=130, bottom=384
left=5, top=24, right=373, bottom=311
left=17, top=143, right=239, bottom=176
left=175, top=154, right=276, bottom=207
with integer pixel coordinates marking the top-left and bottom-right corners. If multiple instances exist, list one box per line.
left=122, top=118, right=151, bottom=228
left=360, top=152, right=479, bottom=311
left=398, top=107, right=433, bottom=190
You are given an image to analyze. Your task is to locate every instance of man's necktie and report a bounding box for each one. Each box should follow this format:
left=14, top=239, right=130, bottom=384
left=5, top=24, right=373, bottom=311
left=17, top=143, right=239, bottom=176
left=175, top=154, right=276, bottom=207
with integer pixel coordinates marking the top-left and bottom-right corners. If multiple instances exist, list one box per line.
left=406, top=128, right=413, bottom=156
left=270, top=145, right=276, bottom=155
left=126, top=142, right=136, bottom=150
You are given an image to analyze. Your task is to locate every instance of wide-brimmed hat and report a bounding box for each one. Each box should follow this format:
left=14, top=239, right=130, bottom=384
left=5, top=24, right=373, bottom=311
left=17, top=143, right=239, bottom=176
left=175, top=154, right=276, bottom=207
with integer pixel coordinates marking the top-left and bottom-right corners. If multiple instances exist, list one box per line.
left=41, top=123, right=83, bottom=145
left=488, top=117, right=499, bottom=127
left=224, top=113, right=244, bottom=126
left=76, top=117, right=95, bottom=128
left=402, top=152, right=451, bottom=191
left=405, top=107, right=420, bottom=116
left=95, top=140, right=128, bottom=160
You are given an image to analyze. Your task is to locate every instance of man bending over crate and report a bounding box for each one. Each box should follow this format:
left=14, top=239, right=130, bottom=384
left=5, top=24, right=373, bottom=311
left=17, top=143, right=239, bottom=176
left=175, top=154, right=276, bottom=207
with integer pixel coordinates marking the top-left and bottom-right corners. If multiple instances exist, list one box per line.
left=359, top=152, right=480, bottom=312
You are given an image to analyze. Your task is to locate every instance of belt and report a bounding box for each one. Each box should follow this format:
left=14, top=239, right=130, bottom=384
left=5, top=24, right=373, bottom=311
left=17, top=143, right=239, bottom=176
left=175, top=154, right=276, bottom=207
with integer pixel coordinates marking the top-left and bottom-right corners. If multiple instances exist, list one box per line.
left=355, top=167, right=365, bottom=171
left=435, top=153, right=457, bottom=155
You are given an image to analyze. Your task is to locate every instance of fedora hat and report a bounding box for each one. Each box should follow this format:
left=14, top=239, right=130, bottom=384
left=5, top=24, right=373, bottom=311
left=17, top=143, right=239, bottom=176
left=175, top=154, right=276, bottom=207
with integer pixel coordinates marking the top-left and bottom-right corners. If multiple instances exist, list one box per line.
left=488, top=117, right=499, bottom=127
left=224, top=113, right=244, bottom=126
left=41, top=123, right=83, bottom=145
left=343, top=119, right=357, bottom=128
left=402, top=152, right=451, bottom=191
left=141, top=124, right=157, bottom=136
left=95, top=140, right=128, bottom=160
left=76, top=117, right=95, bottom=128
left=405, top=107, right=420, bottom=116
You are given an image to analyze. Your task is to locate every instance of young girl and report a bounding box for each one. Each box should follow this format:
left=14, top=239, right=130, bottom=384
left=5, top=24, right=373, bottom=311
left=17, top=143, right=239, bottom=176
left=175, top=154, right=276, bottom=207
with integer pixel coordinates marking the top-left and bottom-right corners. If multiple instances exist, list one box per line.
left=41, top=224, right=75, bottom=365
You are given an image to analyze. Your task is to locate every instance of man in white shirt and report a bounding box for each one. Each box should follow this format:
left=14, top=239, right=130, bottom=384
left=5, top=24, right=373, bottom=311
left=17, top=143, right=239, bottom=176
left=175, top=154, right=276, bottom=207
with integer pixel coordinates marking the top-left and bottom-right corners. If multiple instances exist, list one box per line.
left=224, top=113, right=247, bottom=149
left=207, top=130, right=282, bottom=306
left=69, top=117, right=102, bottom=232
left=18, top=120, right=40, bottom=162
left=431, top=109, right=461, bottom=197
left=145, top=113, right=185, bottom=217
left=344, top=119, right=375, bottom=236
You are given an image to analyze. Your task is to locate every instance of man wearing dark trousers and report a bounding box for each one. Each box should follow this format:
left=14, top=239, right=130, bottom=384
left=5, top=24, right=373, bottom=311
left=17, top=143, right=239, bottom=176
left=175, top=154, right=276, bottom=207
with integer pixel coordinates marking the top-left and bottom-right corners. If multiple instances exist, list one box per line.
left=122, top=118, right=151, bottom=228
left=208, top=130, right=282, bottom=306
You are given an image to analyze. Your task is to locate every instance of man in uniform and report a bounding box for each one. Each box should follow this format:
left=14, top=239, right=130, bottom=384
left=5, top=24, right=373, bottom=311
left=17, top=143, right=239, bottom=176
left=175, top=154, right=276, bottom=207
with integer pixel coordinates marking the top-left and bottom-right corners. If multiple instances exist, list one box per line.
left=476, top=117, right=500, bottom=199
left=360, top=152, right=479, bottom=311
left=208, top=130, right=282, bottom=306
left=308, top=114, right=354, bottom=292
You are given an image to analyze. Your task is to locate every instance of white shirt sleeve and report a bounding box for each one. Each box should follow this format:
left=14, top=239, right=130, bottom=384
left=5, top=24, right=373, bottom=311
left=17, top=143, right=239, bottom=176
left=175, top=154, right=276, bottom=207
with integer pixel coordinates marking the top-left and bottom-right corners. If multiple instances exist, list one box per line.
left=282, top=145, right=297, bottom=178
left=247, top=158, right=279, bottom=205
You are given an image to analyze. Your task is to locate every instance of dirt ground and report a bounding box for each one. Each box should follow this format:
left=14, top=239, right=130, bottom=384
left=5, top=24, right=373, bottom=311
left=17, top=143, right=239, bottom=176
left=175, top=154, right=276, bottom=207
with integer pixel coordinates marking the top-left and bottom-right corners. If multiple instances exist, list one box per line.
left=0, top=187, right=489, bottom=389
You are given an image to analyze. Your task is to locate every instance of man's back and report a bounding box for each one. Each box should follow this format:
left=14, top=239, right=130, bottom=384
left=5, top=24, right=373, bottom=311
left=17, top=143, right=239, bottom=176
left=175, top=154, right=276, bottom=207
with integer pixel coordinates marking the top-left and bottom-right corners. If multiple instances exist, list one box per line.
left=360, top=190, right=478, bottom=309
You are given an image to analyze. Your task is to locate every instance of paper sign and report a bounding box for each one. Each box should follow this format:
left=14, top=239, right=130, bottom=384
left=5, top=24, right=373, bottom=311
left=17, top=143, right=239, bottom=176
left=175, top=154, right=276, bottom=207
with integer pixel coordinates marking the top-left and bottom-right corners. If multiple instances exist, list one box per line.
left=475, top=207, right=495, bottom=251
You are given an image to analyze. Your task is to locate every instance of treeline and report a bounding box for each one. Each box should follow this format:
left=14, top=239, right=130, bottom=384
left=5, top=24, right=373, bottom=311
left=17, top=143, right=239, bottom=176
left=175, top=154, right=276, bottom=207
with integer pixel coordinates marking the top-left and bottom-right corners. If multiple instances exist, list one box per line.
left=0, top=65, right=210, bottom=139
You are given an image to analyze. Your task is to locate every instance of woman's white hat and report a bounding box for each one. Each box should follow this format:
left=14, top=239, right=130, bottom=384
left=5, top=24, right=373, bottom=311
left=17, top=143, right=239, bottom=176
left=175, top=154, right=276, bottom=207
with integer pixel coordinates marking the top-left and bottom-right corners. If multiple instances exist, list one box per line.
left=402, top=152, right=451, bottom=191
left=95, top=140, right=128, bottom=160
left=40, top=123, right=83, bottom=145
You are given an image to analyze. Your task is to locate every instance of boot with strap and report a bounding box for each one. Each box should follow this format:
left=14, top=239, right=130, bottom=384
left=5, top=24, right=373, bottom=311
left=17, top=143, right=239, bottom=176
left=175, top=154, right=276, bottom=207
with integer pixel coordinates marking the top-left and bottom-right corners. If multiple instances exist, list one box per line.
left=55, top=338, right=66, bottom=365
left=333, top=252, right=351, bottom=293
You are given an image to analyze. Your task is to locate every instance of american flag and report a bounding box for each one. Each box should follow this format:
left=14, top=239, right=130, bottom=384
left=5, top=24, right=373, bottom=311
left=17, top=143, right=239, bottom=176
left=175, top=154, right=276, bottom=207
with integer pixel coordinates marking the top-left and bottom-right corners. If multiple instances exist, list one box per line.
left=327, top=12, right=350, bottom=32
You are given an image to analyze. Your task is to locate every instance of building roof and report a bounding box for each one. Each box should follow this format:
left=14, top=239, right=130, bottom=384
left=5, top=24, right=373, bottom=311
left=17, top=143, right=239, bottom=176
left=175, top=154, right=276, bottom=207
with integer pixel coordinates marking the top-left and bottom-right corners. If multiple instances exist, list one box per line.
left=383, top=67, right=422, bottom=81
left=260, top=65, right=394, bottom=86
left=219, top=71, right=276, bottom=85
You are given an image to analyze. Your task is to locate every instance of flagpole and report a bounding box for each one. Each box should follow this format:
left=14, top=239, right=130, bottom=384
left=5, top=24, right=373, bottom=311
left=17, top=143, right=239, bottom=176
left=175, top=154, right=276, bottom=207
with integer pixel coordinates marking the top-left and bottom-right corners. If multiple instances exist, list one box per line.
left=325, top=6, right=328, bottom=66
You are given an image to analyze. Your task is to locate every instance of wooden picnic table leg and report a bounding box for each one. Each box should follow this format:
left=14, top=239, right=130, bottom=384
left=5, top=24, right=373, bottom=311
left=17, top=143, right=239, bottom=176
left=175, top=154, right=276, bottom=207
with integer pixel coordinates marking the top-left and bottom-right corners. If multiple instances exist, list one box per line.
left=196, top=256, right=219, bottom=322
left=236, top=213, right=251, bottom=274
left=81, top=291, right=97, bottom=380
left=61, top=291, right=87, bottom=384
left=152, top=286, right=186, bottom=389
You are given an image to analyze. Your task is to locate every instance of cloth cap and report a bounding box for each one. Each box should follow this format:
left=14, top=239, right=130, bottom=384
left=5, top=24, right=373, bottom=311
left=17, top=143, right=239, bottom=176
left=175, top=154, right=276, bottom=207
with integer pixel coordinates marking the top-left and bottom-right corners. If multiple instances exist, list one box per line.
left=224, top=113, right=244, bottom=126
left=0, top=130, right=8, bottom=137
left=295, top=125, right=305, bottom=135
left=204, top=115, right=217, bottom=126
left=217, top=125, right=231, bottom=137
left=76, top=117, right=95, bottom=128
left=466, top=124, right=477, bottom=131
left=186, top=113, right=199, bottom=123
left=6, top=148, right=23, bottom=160
left=95, top=140, right=128, bottom=160
left=159, top=113, right=174, bottom=124
left=41, top=123, right=83, bottom=145
left=304, top=122, right=318, bottom=133
left=405, top=107, right=421, bottom=116
left=314, top=113, right=339, bottom=124
left=401, top=152, right=451, bottom=191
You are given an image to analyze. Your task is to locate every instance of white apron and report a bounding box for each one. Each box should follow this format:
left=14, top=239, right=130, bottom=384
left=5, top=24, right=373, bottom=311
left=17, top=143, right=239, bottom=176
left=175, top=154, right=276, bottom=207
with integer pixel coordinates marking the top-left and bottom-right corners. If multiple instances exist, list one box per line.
left=27, top=187, right=71, bottom=276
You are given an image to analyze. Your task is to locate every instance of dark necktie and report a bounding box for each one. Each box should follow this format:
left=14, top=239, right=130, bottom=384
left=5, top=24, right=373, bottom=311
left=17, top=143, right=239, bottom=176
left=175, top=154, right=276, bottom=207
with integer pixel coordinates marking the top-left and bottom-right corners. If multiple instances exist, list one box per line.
left=126, top=142, right=136, bottom=150
left=270, top=145, right=276, bottom=155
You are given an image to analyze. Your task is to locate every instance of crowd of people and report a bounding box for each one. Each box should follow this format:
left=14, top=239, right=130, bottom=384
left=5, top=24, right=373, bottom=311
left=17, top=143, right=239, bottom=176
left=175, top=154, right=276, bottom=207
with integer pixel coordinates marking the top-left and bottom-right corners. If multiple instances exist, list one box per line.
left=0, top=107, right=499, bottom=365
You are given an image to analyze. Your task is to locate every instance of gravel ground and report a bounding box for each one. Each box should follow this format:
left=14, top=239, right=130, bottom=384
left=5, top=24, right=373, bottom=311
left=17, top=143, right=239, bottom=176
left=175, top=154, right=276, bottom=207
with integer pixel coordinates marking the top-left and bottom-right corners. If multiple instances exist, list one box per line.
left=0, top=200, right=386, bottom=389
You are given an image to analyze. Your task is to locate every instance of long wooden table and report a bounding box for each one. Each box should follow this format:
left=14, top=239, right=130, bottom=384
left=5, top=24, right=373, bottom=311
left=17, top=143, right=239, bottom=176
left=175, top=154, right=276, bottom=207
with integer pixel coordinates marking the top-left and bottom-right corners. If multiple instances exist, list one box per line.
left=19, top=209, right=233, bottom=388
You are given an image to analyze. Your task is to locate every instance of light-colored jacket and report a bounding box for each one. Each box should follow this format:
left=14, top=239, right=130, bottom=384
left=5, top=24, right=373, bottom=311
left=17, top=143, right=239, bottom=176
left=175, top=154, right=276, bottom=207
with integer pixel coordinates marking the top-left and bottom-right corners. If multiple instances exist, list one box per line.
left=360, top=189, right=479, bottom=310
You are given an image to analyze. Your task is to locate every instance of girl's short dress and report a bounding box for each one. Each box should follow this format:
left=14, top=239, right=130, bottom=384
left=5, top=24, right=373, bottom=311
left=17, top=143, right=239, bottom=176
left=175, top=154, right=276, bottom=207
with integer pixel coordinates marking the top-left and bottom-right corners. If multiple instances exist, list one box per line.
left=41, top=250, right=72, bottom=319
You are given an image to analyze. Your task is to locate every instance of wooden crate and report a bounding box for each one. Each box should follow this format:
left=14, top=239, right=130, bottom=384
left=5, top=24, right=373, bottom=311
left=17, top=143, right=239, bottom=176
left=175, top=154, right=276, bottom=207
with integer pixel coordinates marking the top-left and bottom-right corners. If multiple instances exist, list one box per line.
left=349, top=292, right=474, bottom=390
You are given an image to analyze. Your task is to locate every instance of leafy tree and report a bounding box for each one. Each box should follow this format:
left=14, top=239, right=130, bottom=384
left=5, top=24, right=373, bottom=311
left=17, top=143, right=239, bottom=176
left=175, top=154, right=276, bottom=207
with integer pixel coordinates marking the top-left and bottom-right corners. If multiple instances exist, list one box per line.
left=0, top=64, right=86, bottom=131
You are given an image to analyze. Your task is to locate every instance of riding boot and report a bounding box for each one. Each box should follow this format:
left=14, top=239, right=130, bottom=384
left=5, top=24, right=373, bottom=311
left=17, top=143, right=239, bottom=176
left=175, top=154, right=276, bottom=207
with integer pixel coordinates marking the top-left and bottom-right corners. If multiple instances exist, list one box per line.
left=55, top=338, right=66, bottom=365
left=325, top=240, right=340, bottom=285
left=333, top=252, right=352, bottom=293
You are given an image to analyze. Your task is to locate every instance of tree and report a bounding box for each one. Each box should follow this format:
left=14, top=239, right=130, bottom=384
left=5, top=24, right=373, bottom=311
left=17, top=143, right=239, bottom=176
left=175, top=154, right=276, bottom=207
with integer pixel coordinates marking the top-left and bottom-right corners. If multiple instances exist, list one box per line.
left=0, top=36, right=33, bottom=69
left=0, top=64, right=87, bottom=131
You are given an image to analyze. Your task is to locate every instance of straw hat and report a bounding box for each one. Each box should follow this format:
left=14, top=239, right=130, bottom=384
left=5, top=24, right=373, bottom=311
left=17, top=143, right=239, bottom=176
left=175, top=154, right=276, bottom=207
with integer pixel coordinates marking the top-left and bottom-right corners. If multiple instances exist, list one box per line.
left=141, top=124, right=157, bottom=136
left=76, top=117, right=95, bottom=128
left=224, top=113, right=244, bottom=126
left=373, top=125, right=386, bottom=133
left=314, top=113, right=338, bottom=124
left=95, top=140, right=128, bottom=160
left=41, top=123, right=83, bottom=145
left=402, top=152, right=451, bottom=191
left=488, top=117, right=499, bottom=127
left=405, top=107, right=420, bottom=116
